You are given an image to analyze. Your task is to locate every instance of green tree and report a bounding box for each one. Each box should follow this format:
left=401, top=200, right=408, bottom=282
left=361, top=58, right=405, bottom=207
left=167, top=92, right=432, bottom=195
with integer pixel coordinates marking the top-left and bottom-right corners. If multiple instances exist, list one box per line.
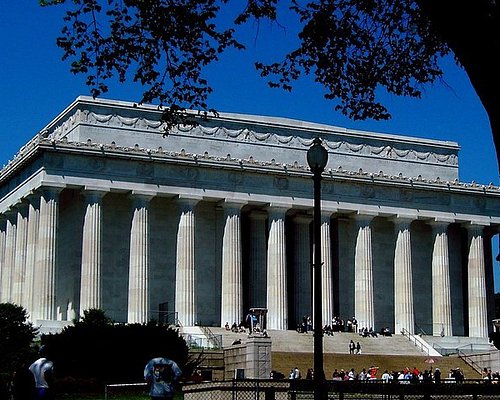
left=40, top=0, right=499, bottom=167
left=74, top=308, right=114, bottom=327
left=42, top=320, right=190, bottom=391
left=0, top=303, right=38, bottom=374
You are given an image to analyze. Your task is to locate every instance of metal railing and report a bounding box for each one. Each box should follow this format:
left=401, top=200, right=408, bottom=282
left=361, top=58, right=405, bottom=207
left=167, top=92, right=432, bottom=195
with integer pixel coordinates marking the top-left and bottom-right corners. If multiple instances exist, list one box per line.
left=182, top=379, right=500, bottom=400
left=457, top=349, right=484, bottom=375
left=200, top=325, right=223, bottom=349
left=400, top=328, right=432, bottom=356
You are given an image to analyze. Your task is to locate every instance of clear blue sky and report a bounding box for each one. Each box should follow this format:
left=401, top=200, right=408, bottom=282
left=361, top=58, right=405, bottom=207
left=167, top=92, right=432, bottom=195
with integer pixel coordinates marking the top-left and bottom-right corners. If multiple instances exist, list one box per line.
left=1, top=3, right=499, bottom=286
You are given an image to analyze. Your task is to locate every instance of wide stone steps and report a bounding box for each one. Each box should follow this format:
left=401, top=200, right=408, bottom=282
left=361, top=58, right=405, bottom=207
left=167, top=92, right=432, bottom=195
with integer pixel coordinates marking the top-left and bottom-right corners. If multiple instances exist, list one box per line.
left=209, top=328, right=427, bottom=356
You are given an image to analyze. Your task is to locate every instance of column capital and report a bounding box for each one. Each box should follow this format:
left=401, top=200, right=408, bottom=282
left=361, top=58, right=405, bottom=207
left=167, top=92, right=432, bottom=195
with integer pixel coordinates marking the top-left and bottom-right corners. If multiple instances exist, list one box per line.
left=23, top=191, right=41, bottom=208
left=10, top=200, right=29, bottom=214
left=83, top=188, right=109, bottom=203
left=321, top=209, right=336, bottom=221
left=38, top=186, right=64, bottom=201
left=352, top=212, right=377, bottom=226
left=391, top=215, right=416, bottom=230
left=428, top=218, right=452, bottom=234
left=129, top=191, right=154, bottom=207
left=267, top=203, right=291, bottom=219
left=220, top=199, right=247, bottom=213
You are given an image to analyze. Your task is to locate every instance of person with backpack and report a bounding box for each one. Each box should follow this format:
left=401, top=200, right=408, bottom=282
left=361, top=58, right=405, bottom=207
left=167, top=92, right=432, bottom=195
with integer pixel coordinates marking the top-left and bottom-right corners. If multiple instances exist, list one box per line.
left=144, top=357, right=182, bottom=400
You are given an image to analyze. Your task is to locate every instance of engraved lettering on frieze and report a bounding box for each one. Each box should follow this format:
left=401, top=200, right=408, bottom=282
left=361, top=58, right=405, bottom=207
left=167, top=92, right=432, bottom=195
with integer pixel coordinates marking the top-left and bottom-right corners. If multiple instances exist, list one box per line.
left=136, top=162, right=154, bottom=178
left=274, top=177, right=289, bottom=190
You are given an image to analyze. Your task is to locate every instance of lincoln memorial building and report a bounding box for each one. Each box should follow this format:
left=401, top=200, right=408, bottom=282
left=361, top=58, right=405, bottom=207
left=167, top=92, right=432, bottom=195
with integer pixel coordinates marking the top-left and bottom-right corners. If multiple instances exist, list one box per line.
left=0, top=97, right=499, bottom=338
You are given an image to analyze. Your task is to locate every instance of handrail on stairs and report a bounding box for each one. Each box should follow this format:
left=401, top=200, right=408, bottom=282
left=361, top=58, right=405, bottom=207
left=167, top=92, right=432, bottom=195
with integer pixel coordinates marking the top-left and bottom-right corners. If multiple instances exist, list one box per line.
left=457, top=349, right=483, bottom=375
left=400, top=328, right=431, bottom=356
left=200, top=324, right=223, bottom=349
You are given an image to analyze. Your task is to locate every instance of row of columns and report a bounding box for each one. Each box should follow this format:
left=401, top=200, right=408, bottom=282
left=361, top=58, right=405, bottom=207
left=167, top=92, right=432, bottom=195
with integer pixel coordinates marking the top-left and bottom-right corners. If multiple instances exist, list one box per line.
left=0, top=187, right=492, bottom=337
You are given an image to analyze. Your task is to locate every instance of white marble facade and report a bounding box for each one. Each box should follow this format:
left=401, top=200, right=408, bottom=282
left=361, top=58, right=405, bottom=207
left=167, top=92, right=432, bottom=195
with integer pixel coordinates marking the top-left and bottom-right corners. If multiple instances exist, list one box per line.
left=0, top=97, right=499, bottom=338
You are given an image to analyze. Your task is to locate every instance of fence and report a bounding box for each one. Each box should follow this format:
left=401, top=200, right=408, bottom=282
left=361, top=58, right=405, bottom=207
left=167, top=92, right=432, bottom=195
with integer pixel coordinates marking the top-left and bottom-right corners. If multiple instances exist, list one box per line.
left=182, top=379, right=500, bottom=400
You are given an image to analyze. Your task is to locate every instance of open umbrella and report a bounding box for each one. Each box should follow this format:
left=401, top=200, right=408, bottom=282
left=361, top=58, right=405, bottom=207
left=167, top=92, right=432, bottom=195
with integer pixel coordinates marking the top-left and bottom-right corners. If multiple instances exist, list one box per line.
left=425, top=357, right=436, bottom=364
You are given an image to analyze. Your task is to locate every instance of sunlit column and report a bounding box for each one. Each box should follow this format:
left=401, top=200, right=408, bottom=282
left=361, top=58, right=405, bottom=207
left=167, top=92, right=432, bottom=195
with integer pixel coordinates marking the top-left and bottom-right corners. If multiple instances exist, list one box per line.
left=2, top=212, right=17, bottom=303
left=34, top=187, right=61, bottom=321
left=320, top=212, right=334, bottom=327
left=127, top=193, right=153, bottom=324
left=220, top=201, right=245, bottom=327
left=23, top=195, right=40, bottom=319
left=175, top=196, right=200, bottom=327
left=79, top=190, right=107, bottom=315
left=266, top=206, right=289, bottom=330
left=430, top=220, right=453, bottom=336
left=12, top=202, right=28, bottom=306
left=354, top=213, right=375, bottom=331
left=0, top=216, right=7, bottom=302
left=466, top=223, right=488, bottom=338
left=394, top=217, right=415, bottom=334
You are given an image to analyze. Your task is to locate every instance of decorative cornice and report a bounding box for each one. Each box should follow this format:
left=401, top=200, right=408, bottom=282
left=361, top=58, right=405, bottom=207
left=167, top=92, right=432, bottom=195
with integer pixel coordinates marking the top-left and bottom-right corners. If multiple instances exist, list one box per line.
left=2, top=137, right=496, bottom=196
left=45, top=110, right=459, bottom=168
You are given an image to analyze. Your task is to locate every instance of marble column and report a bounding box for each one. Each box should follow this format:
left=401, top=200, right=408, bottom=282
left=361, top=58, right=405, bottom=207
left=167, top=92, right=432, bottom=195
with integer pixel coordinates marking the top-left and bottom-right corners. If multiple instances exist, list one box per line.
left=293, top=214, right=312, bottom=328
left=12, top=203, right=29, bottom=306
left=1, top=213, right=17, bottom=303
left=79, top=190, right=107, bottom=315
left=23, top=195, right=40, bottom=318
left=266, top=206, right=289, bottom=330
left=174, top=197, right=200, bottom=327
left=354, top=214, right=375, bottom=331
left=0, top=216, right=6, bottom=302
left=320, top=212, right=334, bottom=327
left=466, top=223, right=488, bottom=338
left=430, top=221, right=453, bottom=336
left=34, top=187, right=61, bottom=321
left=127, top=194, right=152, bottom=324
left=393, top=218, right=415, bottom=334
left=220, top=201, right=244, bottom=327
left=247, top=210, right=268, bottom=309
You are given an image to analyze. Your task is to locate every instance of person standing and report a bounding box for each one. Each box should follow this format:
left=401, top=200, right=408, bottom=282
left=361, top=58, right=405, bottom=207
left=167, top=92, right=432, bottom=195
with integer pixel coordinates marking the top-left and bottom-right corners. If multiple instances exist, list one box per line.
left=144, top=357, right=182, bottom=400
left=29, top=345, right=54, bottom=400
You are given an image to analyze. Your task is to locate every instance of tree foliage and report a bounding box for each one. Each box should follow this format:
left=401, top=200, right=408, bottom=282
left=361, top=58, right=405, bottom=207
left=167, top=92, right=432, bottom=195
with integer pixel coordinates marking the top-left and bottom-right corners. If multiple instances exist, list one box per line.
left=74, top=308, right=114, bottom=327
left=40, top=0, right=499, bottom=165
left=41, top=319, right=191, bottom=390
left=0, top=303, right=38, bottom=375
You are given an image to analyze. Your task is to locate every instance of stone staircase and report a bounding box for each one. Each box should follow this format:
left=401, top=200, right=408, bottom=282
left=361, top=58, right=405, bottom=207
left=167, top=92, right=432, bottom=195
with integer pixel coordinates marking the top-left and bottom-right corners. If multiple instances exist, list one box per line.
left=208, top=328, right=429, bottom=356
left=200, top=327, right=483, bottom=379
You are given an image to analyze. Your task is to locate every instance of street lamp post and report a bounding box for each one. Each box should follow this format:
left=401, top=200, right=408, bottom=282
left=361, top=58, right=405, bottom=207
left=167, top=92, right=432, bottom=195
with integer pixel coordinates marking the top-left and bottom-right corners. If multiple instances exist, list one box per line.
left=306, top=137, right=328, bottom=400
